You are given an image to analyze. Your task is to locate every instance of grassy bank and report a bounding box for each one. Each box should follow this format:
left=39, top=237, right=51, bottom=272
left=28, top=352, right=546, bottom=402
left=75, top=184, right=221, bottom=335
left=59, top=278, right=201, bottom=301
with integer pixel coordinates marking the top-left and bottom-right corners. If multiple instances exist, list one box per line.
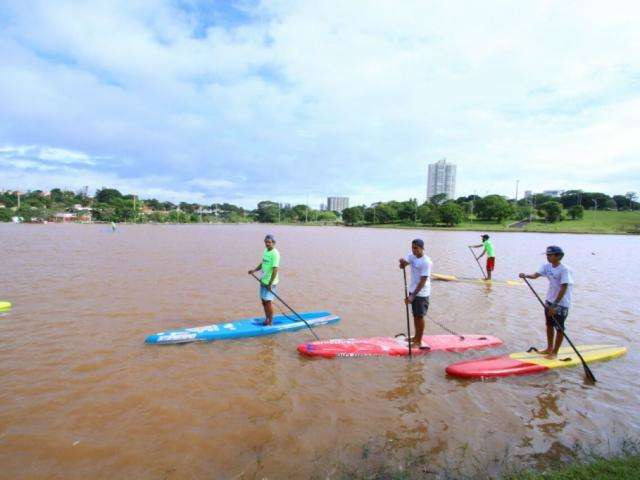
left=361, top=210, right=640, bottom=234
left=510, top=451, right=640, bottom=479
left=319, top=439, right=640, bottom=480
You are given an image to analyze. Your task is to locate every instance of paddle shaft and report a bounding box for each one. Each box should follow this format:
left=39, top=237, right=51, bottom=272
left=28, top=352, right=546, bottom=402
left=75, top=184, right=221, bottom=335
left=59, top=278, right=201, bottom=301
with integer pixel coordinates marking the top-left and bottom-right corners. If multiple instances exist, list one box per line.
left=428, top=313, right=464, bottom=340
left=402, top=267, right=413, bottom=357
left=468, top=246, right=487, bottom=280
left=250, top=273, right=320, bottom=340
left=522, top=277, right=596, bottom=383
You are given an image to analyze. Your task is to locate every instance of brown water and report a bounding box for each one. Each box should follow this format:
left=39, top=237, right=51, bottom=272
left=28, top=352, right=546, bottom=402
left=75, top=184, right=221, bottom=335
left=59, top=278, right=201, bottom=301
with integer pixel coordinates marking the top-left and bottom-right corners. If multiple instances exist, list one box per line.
left=0, top=224, right=638, bottom=479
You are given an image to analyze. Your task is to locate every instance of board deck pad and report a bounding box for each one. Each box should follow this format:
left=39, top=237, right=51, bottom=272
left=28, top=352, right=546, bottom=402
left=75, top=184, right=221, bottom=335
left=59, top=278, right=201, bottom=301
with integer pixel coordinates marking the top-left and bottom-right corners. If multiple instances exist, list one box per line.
left=445, top=344, right=627, bottom=378
left=0, top=301, right=11, bottom=311
left=433, top=273, right=523, bottom=287
left=297, top=334, right=503, bottom=358
left=145, top=311, right=339, bottom=344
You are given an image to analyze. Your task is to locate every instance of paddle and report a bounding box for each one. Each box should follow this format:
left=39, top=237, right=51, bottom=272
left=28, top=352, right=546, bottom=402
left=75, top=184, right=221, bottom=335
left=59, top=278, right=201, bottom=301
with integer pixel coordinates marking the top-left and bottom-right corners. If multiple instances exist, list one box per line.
left=249, top=272, right=320, bottom=340
left=402, top=267, right=413, bottom=357
left=468, top=246, right=487, bottom=280
left=522, top=277, right=596, bottom=383
left=427, top=313, right=465, bottom=340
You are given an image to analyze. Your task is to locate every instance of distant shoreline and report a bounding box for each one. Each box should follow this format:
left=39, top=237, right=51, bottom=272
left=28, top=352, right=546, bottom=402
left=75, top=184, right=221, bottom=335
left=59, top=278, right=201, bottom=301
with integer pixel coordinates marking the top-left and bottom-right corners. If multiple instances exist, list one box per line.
left=4, top=220, right=637, bottom=235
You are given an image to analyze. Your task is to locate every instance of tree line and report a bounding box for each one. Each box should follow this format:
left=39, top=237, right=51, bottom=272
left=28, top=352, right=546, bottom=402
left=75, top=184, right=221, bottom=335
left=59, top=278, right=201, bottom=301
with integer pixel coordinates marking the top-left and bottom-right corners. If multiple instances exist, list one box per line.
left=1, top=187, right=637, bottom=224
left=342, top=190, right=639, bottom=226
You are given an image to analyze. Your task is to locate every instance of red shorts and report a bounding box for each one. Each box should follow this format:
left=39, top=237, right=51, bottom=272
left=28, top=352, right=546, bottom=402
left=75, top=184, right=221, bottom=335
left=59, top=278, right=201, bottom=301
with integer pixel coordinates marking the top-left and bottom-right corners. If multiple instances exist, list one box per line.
left=486, top=257, right=495, bottom=271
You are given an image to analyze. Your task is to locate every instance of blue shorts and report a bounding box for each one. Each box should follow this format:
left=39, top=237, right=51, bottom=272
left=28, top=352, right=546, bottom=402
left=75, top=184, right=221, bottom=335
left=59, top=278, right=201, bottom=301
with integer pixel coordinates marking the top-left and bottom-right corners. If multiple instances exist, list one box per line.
left=260, top=284, right=277, bottom=301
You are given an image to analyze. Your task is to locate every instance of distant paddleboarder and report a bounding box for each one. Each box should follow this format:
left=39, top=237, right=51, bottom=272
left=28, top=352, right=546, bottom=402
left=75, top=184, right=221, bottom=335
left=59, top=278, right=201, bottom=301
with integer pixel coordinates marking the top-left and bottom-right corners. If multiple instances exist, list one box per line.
left=111, top=222, right=116, bottom=231
left=248, top=234, right=280, bottom=326
left=470, top=234, right=495, bottom=280
left=398, top=239, right=433, bottom=350
left=519, top=246, right=574, bottom=359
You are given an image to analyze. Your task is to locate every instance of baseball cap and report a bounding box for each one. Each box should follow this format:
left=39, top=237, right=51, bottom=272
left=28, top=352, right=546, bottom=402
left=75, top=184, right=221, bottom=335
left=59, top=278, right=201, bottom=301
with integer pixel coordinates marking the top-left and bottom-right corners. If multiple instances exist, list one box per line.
left=412, top=238, right=425, bottom=248
left=545, top=245, right=564, bottom=255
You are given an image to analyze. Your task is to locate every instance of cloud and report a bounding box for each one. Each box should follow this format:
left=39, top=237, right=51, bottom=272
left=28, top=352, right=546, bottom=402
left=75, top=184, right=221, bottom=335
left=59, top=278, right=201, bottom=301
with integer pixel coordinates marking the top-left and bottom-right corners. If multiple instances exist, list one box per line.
left=0, top=0, right=639, bottom=207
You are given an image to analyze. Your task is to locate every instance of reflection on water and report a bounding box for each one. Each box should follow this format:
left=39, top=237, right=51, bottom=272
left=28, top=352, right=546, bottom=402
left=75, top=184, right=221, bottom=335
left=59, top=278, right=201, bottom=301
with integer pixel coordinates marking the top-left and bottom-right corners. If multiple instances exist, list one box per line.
left=0, top=223, right=638, bottom=478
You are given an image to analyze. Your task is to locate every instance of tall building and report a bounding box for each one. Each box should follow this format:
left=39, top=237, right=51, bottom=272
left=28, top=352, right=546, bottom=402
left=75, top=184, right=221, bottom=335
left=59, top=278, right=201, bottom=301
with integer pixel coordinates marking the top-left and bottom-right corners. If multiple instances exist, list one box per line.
left=524, top=190, right=533, bottom=199
left=326, top=197, right=349, bottom=212
left=426, top=158, right=456, bottom=200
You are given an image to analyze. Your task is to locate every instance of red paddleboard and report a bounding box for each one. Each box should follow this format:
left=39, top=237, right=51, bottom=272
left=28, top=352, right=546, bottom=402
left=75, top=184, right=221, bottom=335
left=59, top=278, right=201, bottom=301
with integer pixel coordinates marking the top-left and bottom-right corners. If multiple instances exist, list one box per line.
left=445, top=344, right=627, bottom=379
left=297, top=335, right=503, bottom=358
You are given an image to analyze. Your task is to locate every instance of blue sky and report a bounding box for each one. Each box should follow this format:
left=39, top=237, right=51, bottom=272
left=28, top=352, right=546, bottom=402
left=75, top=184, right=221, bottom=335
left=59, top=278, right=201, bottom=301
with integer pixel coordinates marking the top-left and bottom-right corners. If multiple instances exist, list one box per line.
left=1, top=0, right=639, bottom=208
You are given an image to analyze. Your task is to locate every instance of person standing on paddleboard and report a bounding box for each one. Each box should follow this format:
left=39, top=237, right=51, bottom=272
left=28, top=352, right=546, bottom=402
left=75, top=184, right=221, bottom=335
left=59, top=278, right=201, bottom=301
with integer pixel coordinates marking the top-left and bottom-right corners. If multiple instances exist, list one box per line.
left=398, top=239, right=433, bottom=350
left=470, top=234, right=495, bottom=280
left=519, top=245, right=574, bottom=359
left=248, top=234, right=280, bottom=326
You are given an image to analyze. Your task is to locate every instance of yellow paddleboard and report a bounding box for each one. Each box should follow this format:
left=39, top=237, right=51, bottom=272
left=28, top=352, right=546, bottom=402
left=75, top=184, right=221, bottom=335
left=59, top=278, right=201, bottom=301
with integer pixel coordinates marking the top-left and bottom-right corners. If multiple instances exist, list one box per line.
left=511, top=344, right=627, bottom=369
left=433, top=273, right=523, bottom=287
left=0, top=301, right=12, bottom=311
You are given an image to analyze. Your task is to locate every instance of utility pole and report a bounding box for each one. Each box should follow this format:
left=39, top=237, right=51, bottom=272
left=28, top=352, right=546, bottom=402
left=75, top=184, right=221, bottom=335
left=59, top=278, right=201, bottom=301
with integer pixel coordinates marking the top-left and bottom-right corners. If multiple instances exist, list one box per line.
left=515, top=179, right=519, bottom=201
left=305, top=194, right=309, bottom=223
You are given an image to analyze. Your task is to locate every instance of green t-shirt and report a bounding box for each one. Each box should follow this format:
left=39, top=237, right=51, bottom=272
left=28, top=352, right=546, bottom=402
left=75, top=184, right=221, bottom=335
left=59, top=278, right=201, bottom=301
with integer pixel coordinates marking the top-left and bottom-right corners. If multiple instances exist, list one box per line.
left=261, top=248, right=280, bottom=285
left=483, top=240, right=495, bottom=258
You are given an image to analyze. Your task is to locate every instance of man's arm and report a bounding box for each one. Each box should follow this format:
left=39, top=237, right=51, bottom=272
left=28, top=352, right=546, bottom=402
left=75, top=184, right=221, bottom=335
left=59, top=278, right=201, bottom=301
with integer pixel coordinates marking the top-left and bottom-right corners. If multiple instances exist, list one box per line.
left=267, top=267, right=278, bottom=288
left=248, top=263, right=262, bottom=274
left=406, top=275, right=428, bottom=303
left=470, top=244, right=483, bottom=248
left=399, top=258, right=409, bottom=268
left=519, top=272, right=542, bottom=279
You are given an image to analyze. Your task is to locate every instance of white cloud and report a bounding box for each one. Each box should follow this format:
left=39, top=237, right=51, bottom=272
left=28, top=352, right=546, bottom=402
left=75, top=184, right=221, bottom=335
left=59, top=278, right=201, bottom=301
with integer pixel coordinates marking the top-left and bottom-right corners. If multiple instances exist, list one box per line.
left=0, top=0, right=639, bottom=206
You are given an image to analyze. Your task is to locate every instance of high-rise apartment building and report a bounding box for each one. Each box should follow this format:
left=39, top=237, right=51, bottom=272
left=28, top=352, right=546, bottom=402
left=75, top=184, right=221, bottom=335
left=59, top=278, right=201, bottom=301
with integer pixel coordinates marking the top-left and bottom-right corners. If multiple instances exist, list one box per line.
left=426, top=158, right=456, bottom=200
left=326, top=197, right=349, bottom=212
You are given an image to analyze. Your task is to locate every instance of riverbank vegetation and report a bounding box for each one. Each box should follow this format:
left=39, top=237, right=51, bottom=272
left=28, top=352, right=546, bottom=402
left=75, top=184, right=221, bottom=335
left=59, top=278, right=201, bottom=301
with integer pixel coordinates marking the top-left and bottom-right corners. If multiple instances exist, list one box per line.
left=1, top=188, right=638, bottom=233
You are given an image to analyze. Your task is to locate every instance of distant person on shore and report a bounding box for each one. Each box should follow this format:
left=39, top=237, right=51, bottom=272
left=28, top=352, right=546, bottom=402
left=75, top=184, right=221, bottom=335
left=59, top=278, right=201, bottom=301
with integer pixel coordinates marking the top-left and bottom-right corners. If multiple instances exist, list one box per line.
left=398, top=239, right=433, bottom=350
left=470, top=234, right=495, bottom=280
left=519, top=246, right=574, bottom=359
left=248, top=234, right=280, bottom=326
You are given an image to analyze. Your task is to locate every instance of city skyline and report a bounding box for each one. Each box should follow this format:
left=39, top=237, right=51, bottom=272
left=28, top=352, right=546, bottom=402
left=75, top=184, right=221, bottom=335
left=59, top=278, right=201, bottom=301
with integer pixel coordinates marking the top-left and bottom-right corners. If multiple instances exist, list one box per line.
left=1, top=2, right=639, bottom=208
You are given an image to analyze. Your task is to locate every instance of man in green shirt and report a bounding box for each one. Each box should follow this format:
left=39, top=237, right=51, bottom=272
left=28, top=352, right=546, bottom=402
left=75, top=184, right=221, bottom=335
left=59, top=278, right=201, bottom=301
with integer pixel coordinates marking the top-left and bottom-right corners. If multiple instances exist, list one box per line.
left=248, top=234, right=280, bottom=326
left=470, top=234, right=495, bottom=280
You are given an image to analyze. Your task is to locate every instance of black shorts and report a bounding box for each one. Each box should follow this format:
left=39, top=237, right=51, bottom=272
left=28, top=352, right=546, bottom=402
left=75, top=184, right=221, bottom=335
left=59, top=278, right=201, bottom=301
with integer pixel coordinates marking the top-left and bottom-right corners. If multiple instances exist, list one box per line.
left=411, top=296, right=429, bottom=317
left=545, top=301, right=569, bottom=330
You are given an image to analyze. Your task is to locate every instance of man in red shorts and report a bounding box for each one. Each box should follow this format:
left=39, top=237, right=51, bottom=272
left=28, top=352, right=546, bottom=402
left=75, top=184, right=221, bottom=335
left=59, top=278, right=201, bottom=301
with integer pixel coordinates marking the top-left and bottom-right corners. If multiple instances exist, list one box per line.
left=470, top=234, right=495, bottom=280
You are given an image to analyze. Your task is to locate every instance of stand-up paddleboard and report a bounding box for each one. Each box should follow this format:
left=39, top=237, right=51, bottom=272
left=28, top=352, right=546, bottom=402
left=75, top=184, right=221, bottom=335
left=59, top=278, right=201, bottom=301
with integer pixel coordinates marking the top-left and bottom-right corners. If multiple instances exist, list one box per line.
left=446, top=344, right=627, bottom=379
left=0, top=301, right=12, bottom=311
left=433, top=273, right=523, bottom=287
left=145, top=311, right=339, bottom=345
left=298, top=335, right=503, bottom=358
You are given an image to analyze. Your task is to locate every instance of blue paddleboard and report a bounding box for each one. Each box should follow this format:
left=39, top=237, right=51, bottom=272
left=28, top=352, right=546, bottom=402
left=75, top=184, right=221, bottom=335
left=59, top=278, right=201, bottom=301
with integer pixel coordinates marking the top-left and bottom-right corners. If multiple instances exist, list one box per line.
left=145, top=310, right=339, bottom=345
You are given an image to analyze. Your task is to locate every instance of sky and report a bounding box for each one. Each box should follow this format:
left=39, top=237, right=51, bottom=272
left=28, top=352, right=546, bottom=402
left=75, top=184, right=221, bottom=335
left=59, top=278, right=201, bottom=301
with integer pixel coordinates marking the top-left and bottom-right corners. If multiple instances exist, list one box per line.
left=1, top=0, right=639, bottom=208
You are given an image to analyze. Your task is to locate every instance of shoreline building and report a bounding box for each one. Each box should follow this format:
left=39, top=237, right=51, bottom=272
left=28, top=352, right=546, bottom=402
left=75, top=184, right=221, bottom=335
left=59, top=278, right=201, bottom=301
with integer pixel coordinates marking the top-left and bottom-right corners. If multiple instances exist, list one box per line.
left=326, top=197, right=349, bottom=212
left=427, top=158, right=456, bottom=201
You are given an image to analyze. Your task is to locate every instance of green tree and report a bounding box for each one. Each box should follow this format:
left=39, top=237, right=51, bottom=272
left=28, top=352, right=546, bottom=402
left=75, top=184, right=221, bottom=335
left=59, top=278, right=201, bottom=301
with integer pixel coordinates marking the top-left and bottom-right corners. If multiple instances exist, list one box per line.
left=429, top=193, right=448, bottom=206
left=568, top=205, right=584, bottom=219
left=439, top=202, right=464, bottom=226
left=292, top=204, right=310, bottom=222
left=342, top=206, right=365, bottom=225
left=95, top=188, right=123, bottom=203
left=396, top=199, right=418, bottom=222
left=418, top=204, right=440, bottom=225
left=476, top=195, right=513, bottom=223
left=256, top=201, right=279, bottom=223
left=316, top=211, right=337, bottom=221
left=0, top=208, right=13, bottom=222
left=514, top=205, right=533, bottom=221
left=538, top=201, right=563, bottom=222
